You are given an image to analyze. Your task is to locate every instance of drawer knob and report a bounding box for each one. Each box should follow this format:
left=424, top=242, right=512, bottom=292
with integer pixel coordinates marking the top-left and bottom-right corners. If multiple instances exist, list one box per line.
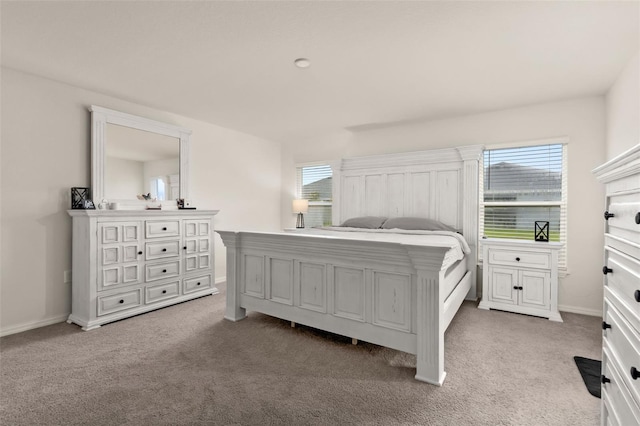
left=635, top=290, right=640, bottom=303
left=601, top=375, right=611, bottom=384
left=513, top=285, right=523, bottom=290
left=162, top=290, right=167, bottom=294
left=162, top=227, right=167, bottom=231
left=138, top=251, right=143, bottom=255
left=636, top=212, right=640, bottom=225
left=515, top=257, right=521, bottom=262
left=162, top=248, right=167, bottom=252
left=602, top=321, right=612, bottom=330
left=183, top=246, right=187, bottom=250
left=119, top=299, right=124, bottom=304
left=197, top=282, right=201, bottom=286
left=631, top=367, right=640, bottom=380
left=602, top=266, right=613, bottom=275
left=162, top=269, right=167, bottom=273
left=604, top=211, right=615, bottom=220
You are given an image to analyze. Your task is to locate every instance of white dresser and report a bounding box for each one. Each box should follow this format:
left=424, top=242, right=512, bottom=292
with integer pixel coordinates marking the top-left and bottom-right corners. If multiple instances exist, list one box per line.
left=594, top=144, right=640, bottom=426
left=67, top=209, right=219, bottom=330
left=479, top=238, right=563, bottom=322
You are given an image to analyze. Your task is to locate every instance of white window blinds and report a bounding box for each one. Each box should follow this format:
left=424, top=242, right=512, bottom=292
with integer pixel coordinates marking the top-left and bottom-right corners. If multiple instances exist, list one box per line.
left=480, top=143, right=568, bottom=269
left=296, top=164, right=333, bottom=228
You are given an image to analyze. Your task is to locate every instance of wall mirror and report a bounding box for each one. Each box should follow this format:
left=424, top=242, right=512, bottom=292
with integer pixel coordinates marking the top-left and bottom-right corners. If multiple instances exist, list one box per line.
left=90, top=105, right=191, bottom=208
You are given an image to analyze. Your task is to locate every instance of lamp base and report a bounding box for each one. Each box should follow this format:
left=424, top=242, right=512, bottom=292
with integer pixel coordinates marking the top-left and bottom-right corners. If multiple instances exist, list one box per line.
left=296, top=213, right=305, bottom=229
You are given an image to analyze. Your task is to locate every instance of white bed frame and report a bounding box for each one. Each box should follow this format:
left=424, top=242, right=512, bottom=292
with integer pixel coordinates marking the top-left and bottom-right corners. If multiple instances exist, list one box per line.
left=217, top=145, right=483, bottom=385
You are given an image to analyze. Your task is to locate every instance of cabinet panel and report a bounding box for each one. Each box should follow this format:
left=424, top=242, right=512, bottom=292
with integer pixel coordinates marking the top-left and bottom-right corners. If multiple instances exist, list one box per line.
left=243, top=254, right=265, bottom=298
left=519, top=270, right=550, bottom=310
left=184, top=274, right=212, bottom=294
left=268, top=258, right=293, bottom=305
left=146, top=281, right=180, bottom=303
left=333, top=266, right=365, bottom=321
left=97, top=289, right=142, bottom=316
left=373, top=271, right=411, bottom=332
left=489, top=267, right=518, bottom=305
left=146, top=240, right=181, bottom=260
left=146, top=220, right=180, bottom=238
left=145, top=260, right=180, bottom=282
left=299, top=262, right=326, bottom=313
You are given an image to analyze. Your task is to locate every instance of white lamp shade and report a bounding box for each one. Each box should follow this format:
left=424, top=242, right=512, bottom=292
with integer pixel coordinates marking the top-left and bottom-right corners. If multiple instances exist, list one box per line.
left=292, top=199, right=309, bottom=214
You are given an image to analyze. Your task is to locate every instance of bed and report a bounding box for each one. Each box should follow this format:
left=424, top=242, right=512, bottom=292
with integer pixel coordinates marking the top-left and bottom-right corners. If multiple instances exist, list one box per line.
left=217, top=145, right=483, bottom=385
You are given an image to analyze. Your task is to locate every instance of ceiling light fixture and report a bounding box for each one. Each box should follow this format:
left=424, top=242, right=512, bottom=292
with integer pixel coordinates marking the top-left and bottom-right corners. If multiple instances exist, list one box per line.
left=294, top=58, right=311, bottom=69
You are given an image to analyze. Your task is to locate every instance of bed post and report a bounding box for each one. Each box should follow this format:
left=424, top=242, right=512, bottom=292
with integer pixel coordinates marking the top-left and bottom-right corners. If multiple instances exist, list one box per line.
left=217, top=231, right=247, bottom=321
left=456, top=145, right=484, bottom=301
left=407, top=246, right=449, bottom=386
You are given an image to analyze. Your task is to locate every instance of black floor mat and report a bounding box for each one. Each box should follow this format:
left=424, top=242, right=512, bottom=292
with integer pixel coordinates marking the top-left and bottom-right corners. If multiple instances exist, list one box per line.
left=574, top=356, right=602, bottom=398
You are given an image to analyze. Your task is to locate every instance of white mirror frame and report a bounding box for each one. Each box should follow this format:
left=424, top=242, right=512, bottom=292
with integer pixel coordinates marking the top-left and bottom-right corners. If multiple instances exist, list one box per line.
left=90, top=105, right=191, bottom=208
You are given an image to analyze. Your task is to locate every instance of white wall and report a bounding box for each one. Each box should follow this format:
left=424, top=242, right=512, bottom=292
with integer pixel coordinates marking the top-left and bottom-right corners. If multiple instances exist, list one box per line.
left=281, top=97, right=606, bottom=316
left=606, top=49, right=639, bottom=159
left=0, top=68, right=282, bottom=335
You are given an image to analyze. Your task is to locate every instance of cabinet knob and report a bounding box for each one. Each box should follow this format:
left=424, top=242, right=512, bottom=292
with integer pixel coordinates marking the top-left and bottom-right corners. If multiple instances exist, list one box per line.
left=635, top=290, right=640, bottom=303
left=601, top=375, right=611, bottom=384
left=183, top=246, right=187, bottom=250
left=119, top=299, right=124, bottom=304
left=162, top=269, right=167, bottom=273
left=636, top=212, right=640, bottom=225
left=515, top=257, right=521, bottom=262
left=602, top=266, right=613, bottom=275
left=162, top=248, right=167, bottom=252
left=162, top=227, right=167, bottom=231
left=602, top=321, right=612, bottom=330
left=513, top=285, right=523, bottom=290
left=138, top=251, right=143, bottom=255
left=196, top=282, right=201, bottom=286
left=162, top=290, right=167, bottom=294
left=604, top=211, right=615, bottom=220
left=631, top=367, right=640, bottom=380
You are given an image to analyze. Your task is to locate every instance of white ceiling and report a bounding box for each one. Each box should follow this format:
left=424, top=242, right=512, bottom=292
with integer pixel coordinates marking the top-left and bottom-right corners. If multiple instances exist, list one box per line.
left=2, top=1, right=638, bottom=143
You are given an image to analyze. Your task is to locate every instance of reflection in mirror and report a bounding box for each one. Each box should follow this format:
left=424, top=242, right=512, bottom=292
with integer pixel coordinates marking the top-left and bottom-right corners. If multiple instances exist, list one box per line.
left=105, top=124, right=180, bottom=201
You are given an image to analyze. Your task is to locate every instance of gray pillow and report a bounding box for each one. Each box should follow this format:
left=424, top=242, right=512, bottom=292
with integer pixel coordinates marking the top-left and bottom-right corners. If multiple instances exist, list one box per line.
left=381, top=217, right=458, bottom=232
left=340, top=216, right=388, bottom=229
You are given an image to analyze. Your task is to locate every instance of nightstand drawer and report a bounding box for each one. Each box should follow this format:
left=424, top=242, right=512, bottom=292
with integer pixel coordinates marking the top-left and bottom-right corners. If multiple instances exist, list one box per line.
left=146, top=220, right=180, bottom=238
left=97, top=289, right=142, bottom=316
left=488, top=248, right=550, bottom=269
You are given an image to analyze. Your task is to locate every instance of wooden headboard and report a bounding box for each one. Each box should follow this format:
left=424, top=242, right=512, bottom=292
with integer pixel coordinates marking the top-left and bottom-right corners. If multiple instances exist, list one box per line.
left=331, top=145, right=483, bottom=299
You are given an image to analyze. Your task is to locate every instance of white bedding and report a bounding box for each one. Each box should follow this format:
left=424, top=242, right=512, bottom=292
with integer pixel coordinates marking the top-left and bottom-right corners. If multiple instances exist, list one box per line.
left=291, top=226, right=470, bottom=270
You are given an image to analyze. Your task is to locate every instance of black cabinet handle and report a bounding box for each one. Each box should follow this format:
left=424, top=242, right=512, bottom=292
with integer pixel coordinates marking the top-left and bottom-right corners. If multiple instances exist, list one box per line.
left=602, top=321, right=612, bottom=330
left=635, top=290, right=640, bottom=303
left=162, top=290, right=167, bottom=294
left=515, top=257, right=521, bottom=262
left=603, top=266, right=613, bottom=275
left=196, top=282, right=201, bottom=286
left=183, top=246, right=187, bottom=250
left=162, top=227, right=167, bottom=231
left=119, top=299, right=124, bottom=304
left=513, top=286, right=523, bottom=290
left=138, top=251, right=143, bottom=255
left=601, top=375, right=611, bottom=384
left=162, top=248, right=167, bottom=252
left=162, top=269, right=167, bottom=273
left=631, top=367, right=640, bottom=380
left=636, top=212, right=640, bottom=225
left=604, top=211, right=615, bottom=220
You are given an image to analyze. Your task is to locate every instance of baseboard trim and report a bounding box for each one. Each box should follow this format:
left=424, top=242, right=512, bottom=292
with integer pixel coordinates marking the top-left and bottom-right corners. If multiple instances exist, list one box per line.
left=559, top=304, right=602, bottom=317
left=1, top=314, right=68, bottom=337
left=215, top=276, right=226, bottom=285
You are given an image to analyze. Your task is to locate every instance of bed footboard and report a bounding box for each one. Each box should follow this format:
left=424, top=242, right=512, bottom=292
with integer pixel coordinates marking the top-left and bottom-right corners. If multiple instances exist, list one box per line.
left=218, top=230, right=469, bottom=386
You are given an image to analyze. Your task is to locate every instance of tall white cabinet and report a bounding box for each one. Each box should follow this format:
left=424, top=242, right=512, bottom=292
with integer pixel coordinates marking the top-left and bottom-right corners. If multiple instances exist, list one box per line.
left=67, top=209, right=219, bottom=330
left=594, top=144, right=640, bottom=426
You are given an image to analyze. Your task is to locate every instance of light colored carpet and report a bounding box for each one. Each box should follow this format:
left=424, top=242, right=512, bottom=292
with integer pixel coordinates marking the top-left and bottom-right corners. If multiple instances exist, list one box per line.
left=1, top=283, right=601, bottom=425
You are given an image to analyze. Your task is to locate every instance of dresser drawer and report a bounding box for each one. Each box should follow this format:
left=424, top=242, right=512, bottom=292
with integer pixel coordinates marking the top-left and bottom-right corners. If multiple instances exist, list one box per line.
left=184, top=274, right=212, bottom=294
left=145, top=260, right=180, bottom=282
left=145, top=240, right=181, bottom=260
left=605, top=247, right=640, bottom=330
left=146, top=220, right=180, bottom=239
left=487, top=248, right=550, bottom=269
left=606, top=190, right=640, bottom=245
left=602, top=346, right=640, bottom=426
left=604, top=301, right=640, bottom=404
left=97, top=289, right=142, bottom=316
left=146, top=281, right=180, bottom=304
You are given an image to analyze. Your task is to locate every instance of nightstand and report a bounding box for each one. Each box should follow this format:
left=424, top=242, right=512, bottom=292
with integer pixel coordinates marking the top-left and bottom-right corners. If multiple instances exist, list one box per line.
left=479, top=238, right=563, bottom=322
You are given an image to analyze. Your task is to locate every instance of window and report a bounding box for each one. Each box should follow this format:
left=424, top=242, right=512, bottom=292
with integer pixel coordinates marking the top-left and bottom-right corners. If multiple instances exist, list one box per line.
left=480, top=142, right=568, bottom=269
left=296, top=164, right=333, bottom=227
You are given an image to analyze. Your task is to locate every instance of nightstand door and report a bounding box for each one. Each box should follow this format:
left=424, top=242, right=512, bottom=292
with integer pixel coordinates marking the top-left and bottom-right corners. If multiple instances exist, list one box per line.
left=519, top=270, right=550, bottom=310
left=489, top=267, right=518, bottom=305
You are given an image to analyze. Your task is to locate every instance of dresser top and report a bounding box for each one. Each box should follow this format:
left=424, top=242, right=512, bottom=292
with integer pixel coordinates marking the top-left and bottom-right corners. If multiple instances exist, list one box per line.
left=481, top=238, right=563, bottom=249
left=67, top=209, right=219, bottom=217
